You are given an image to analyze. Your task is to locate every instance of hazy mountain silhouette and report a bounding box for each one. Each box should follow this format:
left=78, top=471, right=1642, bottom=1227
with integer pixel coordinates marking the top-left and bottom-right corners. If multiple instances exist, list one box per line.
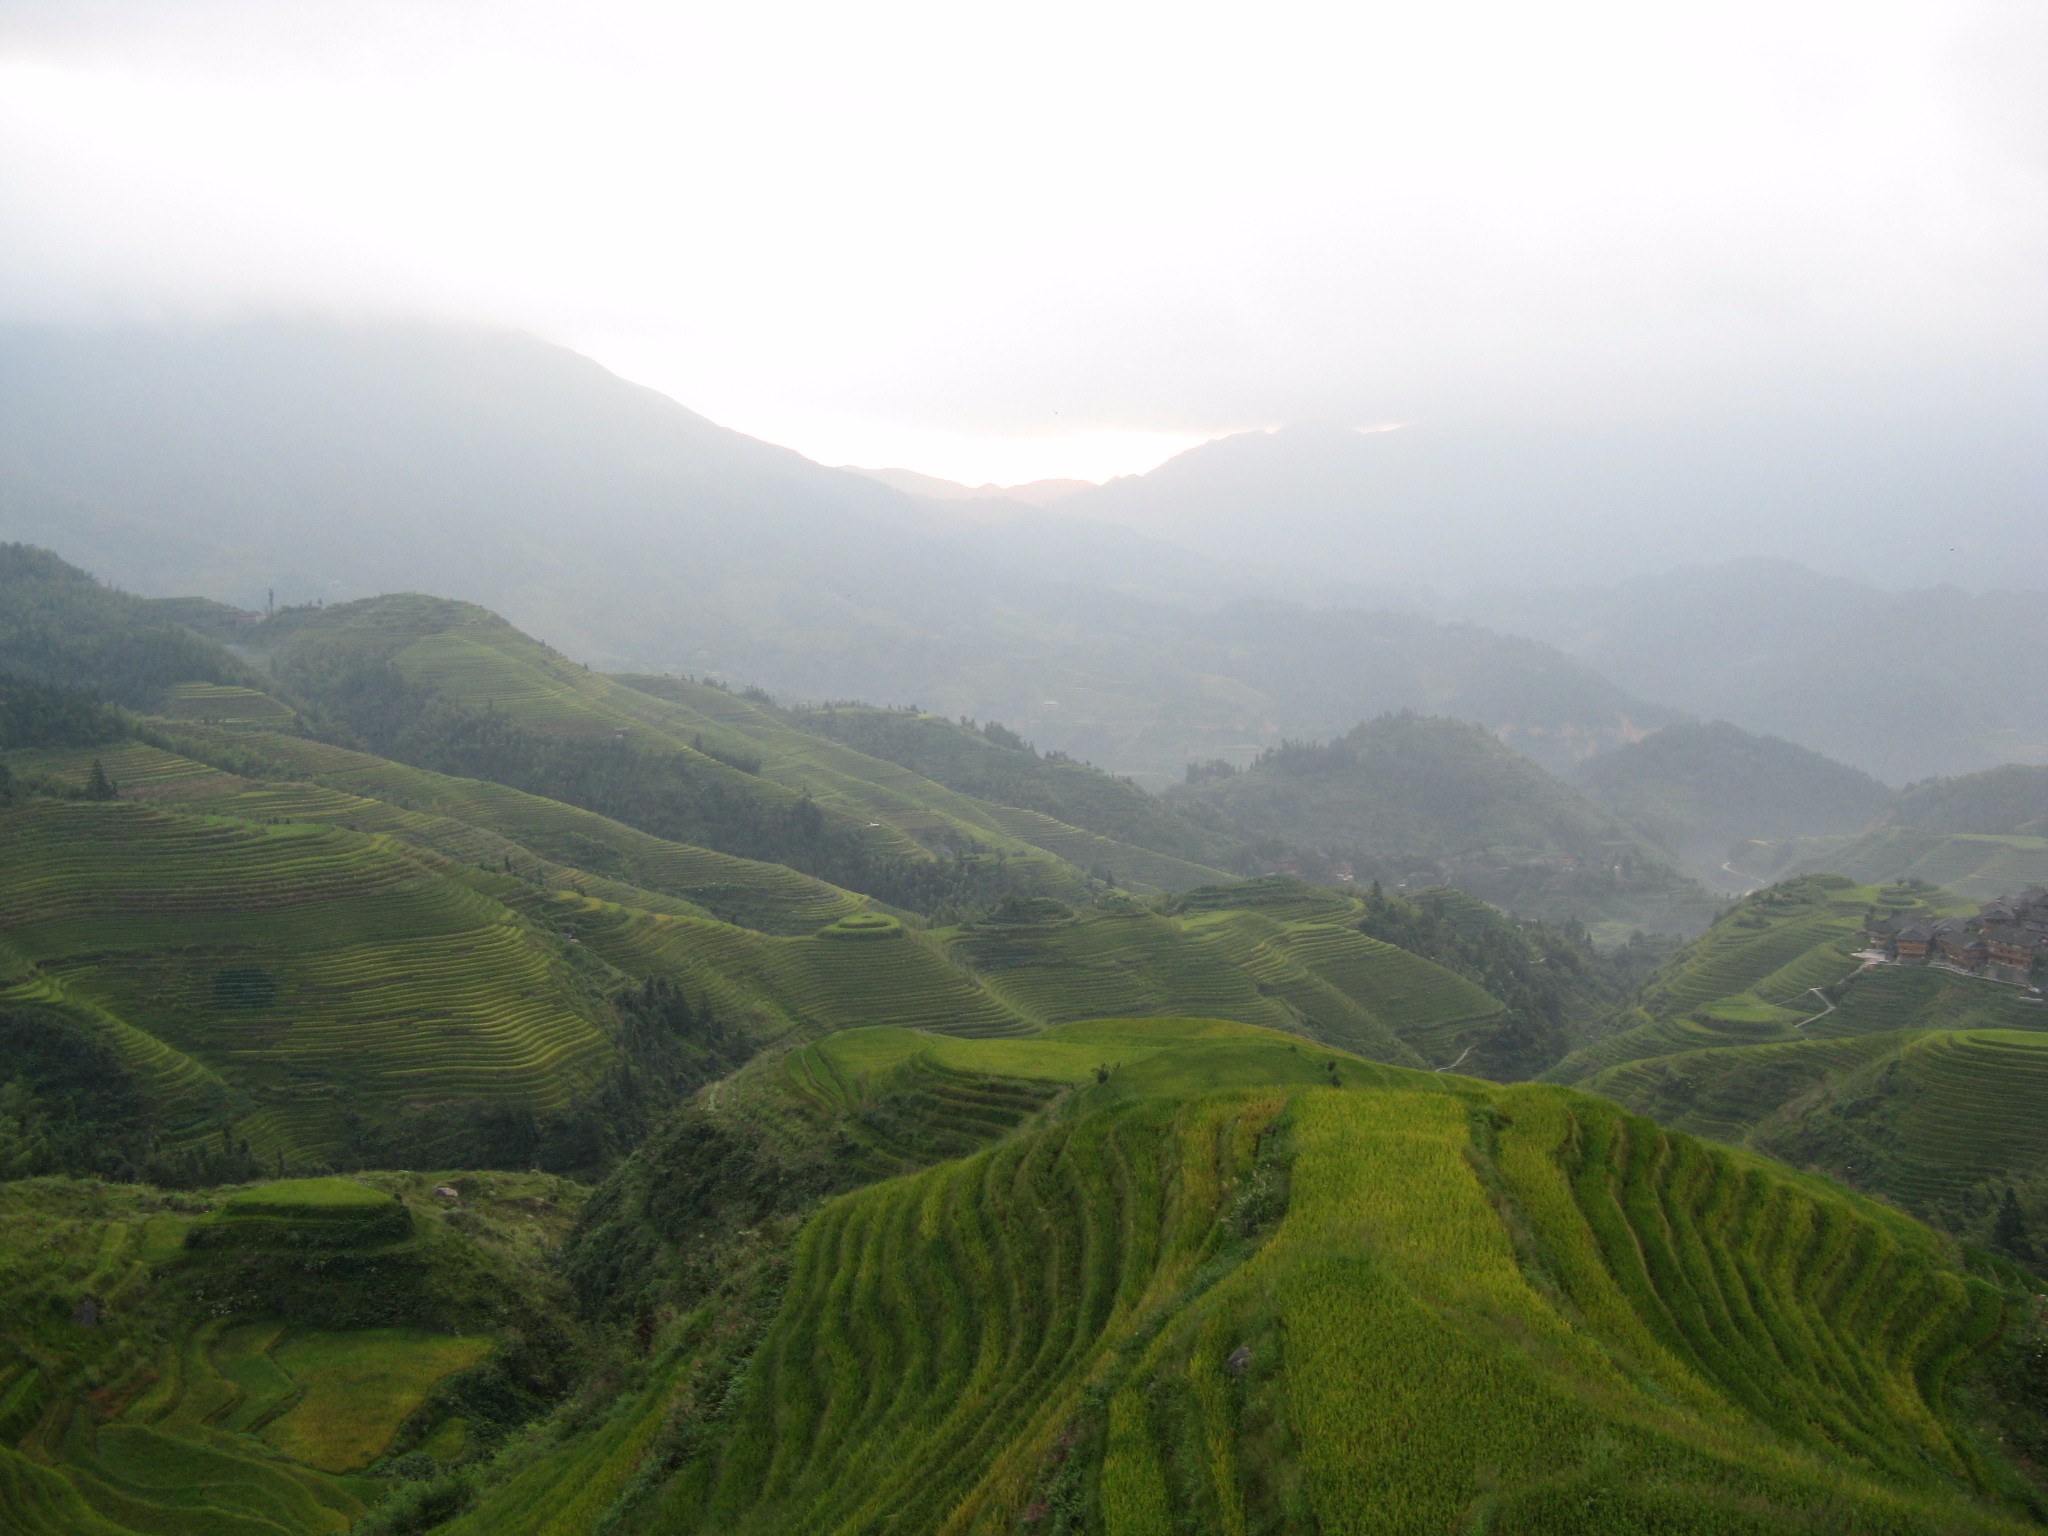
left=0, top=321, right=1673, bottom=784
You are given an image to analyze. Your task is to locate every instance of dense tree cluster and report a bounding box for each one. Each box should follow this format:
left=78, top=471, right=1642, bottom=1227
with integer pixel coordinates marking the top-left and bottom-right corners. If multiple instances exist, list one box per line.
left=0, top=1005, right=264, bottom=1186
left=0, top=669, right=126, bottom=751
left=0, top=542, right=262, bottom=709
left=1355, top=883, right=1669, bottom=1075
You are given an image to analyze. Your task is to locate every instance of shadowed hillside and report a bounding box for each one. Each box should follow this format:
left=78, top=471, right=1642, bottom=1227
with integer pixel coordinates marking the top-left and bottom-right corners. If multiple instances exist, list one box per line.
left=1169, top=711, right=1719, bottom=938
left=1576, top=719, right=1894, bottom=887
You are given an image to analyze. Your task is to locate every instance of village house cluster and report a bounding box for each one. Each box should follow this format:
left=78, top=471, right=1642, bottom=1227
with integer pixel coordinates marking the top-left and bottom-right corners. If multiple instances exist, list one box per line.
left=1870, top=886, right=2048, bottom=987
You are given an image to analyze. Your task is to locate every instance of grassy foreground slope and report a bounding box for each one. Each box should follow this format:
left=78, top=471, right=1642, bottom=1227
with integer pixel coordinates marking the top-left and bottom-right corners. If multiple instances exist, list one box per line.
left=458, top=1018, right=2044, bottom=1536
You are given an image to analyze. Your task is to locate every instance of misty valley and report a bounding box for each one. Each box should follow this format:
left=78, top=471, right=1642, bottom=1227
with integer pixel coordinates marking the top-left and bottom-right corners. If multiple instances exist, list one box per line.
left=3, top=324, right=2048, bottom=1534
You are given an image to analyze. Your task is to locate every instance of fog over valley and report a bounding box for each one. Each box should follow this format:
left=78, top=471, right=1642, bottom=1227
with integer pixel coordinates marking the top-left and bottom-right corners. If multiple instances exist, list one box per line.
left=5, top=7, right=2048, bottom=1535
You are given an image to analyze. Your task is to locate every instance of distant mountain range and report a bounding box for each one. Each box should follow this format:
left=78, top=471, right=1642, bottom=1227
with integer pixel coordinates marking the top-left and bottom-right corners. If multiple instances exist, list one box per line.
left=3, top=321, right=2041, bottom=790
left=1442, top=561, right=2048, bottom=784
left=842, top=466, right=1091, bottom=507
left=1027, top=412, right=2048, bottom=594
left=0, top=321, right=1667, bottom=785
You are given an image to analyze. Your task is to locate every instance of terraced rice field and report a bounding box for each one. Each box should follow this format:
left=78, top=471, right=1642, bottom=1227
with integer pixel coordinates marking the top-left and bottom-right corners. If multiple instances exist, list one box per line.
left=1546, top=877, right=1988, bottom=1085
left=1813, top=964, right=2048, bottom=1038
left=282, top=600, right=1232, bottom=899
left=0, top=1177, right=511, bottom=1536
left=560, top=886, right=1501, bottom=1067
left=4, top=739, right=239, bottom=798
left=615, top=1023, right=2026, bottom=1535
left=559, top=898, right=1035, bottom=1039
left=0, top=800, right=614, bottom=1157
left=122, top=729, right=868, bottom=935
left=1793, top=828, right=2048, bottom=905
left=159, top=682, right=299, bottom=733
left=1581, top=1031, right=1914, bottom=1144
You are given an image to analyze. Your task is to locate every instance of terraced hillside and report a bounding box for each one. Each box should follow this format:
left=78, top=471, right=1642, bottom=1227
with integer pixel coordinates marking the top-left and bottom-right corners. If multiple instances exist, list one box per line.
left=551, top=877, right=1506, bottom=1070
left=258, top=595, right=1238, bottom=904
left=1584, top=1022, right=2048, bottom=1219
left=1732, top=826, right=2048, bottom=903
left=449, top=1018, right=2047, bottom=1536
left=3, top=725, right=1515, bottom=1170
left=21, top=730, right=870, bottom=935
left=0, top=798, right=617, bottom=1161
left=1545, top=874, right=1946, bottom=1083
left=0, top=1170, right=581, bottom=1536
left=1554, top=872, right=2048, bottom=1254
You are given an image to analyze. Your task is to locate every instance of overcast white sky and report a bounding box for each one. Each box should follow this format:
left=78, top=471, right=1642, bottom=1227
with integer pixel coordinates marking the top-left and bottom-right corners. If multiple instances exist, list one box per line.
left=2, top=0, right=2043, bottom=484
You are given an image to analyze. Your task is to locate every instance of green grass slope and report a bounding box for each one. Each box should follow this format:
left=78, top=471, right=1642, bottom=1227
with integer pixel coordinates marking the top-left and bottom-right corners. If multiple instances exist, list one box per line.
left=463, top=1018, right=2044, bottom=1536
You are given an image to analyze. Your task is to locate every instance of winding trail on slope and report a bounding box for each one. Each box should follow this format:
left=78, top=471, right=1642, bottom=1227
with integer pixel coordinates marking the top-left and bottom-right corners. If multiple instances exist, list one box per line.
left=1794, top=986, right=1839, bottom=1031
left=1434, top=1043, right=1477, bottom=1074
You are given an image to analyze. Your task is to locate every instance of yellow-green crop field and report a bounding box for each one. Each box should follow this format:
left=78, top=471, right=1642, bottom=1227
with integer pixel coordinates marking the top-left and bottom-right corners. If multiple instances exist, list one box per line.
left=0, top=1171, right=574, bottom=1536
left=496, top=1018, right=2036, bottom=1536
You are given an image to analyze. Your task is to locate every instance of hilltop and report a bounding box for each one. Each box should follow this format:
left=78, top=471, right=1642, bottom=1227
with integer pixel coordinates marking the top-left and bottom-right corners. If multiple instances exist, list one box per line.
left=1455, top=560, right=2048, bottom=783
left=1890, top=765, right=2048, bottom=836
left=1728, top=761, right=2048, bottom=900
left=1169, top=711, right=1719, bottom=937
left=434, top=1019, right=2048, bottom=1534
left=1575, top=718, right=1894, bottom=887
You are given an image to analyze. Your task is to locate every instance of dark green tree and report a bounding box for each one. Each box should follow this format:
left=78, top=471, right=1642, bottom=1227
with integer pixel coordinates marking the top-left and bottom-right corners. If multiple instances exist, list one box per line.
left=1994, top=1186, right=2035, bottom=1262
left=0, top=759, right=12, bottom=803
left=83, top=758, right=116, bottom=800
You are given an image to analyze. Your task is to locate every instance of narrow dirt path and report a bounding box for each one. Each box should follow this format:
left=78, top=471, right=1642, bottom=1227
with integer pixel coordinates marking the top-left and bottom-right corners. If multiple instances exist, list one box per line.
left=1793, top=986, right=1838, bottom=1031
left=1434, top=1043, right=1478, bottom=1074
